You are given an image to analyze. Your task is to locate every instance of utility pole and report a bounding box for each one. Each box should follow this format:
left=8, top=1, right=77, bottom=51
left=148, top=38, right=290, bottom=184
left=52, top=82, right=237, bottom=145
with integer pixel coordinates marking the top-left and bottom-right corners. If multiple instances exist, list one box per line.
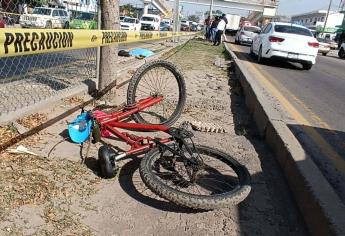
left=99, top=0, right=119, bottom=103
left=339, top=0, right=344, bottom=11
left=173, top=0, right=180, bottom=42
left=322, top=0, right=333, bottom=37
left=209, top=0, right=214, bottom=19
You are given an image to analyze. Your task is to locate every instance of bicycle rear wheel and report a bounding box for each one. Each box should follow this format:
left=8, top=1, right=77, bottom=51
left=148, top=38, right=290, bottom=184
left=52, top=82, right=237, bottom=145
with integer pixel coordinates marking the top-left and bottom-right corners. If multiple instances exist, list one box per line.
left=139, top=144, right=251, bottom=210
left=127, top=60, right=186, bottom=127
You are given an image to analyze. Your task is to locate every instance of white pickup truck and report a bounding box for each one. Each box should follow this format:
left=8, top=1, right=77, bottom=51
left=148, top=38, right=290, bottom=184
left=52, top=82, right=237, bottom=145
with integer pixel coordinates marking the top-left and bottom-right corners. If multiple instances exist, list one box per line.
left=120, top=17, right=141, bottom=31
left=140, top=14, right=160, bottom=31
left=20, top=7, right=70, bottom=29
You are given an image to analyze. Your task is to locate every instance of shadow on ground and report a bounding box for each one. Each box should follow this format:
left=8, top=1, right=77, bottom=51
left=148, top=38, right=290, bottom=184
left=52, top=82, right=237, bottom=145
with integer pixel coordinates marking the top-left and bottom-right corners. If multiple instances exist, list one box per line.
left=118, top=157, right=204, bottom=214
left=288, top=124, right=345, bottom=204
left=227, top=63, right=307, bottom=235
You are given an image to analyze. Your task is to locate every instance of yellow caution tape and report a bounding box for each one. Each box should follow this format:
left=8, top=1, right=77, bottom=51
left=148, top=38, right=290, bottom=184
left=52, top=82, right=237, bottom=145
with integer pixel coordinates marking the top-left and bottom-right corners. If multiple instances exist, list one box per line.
left=0, top=29, right=194, bottom=58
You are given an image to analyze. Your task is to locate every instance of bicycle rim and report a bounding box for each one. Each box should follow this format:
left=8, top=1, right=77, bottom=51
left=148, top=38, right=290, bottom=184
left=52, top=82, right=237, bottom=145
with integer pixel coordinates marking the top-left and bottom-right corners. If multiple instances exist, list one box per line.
left=140, top=144, right=251, bottom=209
left=127, top=61, right=186, bottom=126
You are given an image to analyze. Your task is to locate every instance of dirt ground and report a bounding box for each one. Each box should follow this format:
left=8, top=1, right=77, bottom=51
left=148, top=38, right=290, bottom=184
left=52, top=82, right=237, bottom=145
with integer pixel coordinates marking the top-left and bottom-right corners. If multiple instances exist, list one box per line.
left=0, top=39, right=307, bottom=235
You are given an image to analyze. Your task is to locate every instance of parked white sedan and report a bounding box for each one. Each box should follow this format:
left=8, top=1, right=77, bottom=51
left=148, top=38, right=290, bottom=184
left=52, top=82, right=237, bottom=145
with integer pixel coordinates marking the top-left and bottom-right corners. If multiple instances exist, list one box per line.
left=235, top=26, right=261, bottom=45
left=250, top=22, right=319, bottom=70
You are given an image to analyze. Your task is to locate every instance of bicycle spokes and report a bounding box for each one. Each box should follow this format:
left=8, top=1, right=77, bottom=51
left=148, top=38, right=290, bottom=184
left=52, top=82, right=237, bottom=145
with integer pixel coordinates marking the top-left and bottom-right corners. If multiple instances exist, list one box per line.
left=151, top=141, right=239, bottom=196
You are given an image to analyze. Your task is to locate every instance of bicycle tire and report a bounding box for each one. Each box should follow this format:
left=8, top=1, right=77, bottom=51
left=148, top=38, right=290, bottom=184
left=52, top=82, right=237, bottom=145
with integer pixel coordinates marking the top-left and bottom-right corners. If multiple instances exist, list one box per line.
left=139, top=144, right=251, bottom=210
left=127, top=60, right=186, bottom=127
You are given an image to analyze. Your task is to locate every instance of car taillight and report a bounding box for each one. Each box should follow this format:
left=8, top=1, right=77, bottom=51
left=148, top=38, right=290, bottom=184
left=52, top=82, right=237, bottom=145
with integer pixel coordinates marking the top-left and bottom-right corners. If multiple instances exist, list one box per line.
left=269, top=36, right=285, bottom=42
left=308, top=42, right=319, bottom=48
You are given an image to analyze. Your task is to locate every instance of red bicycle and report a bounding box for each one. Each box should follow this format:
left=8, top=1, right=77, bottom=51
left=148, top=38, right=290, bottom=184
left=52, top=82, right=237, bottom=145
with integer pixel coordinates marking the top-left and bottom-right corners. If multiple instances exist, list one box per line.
left=83, top=60, right=251, bottom=210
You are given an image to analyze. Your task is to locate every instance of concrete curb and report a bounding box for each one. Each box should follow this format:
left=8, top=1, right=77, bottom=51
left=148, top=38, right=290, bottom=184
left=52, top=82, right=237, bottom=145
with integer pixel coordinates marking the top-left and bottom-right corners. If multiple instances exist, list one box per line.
left=224, top=42, right=345, bottom=235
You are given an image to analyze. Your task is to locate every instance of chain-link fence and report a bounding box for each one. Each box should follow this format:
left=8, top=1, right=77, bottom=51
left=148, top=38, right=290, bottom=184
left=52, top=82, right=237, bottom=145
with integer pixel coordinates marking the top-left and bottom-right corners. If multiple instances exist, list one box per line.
left=0, top=0, right=99, bottom=118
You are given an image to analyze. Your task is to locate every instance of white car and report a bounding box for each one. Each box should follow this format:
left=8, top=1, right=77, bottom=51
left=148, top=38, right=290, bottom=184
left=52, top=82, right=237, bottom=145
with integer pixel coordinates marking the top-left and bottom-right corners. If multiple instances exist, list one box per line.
left=339, top=43, right=345, bottom=59
left=20, top=7, right=70, bottom=29
left=251, top=22, right=319, bottom=70
left=120, top=17, right=140, bottom=31
left=140, top=14, right=160, bottom=31
left=316, top=38, right=331, bottom=56
left=235, top=26, right=261, bottom=45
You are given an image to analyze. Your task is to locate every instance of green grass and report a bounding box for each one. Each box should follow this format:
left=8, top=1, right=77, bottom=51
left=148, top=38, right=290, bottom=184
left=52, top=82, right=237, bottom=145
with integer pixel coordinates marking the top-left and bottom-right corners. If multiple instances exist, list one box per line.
left=168, top=39, right=228, bottom=71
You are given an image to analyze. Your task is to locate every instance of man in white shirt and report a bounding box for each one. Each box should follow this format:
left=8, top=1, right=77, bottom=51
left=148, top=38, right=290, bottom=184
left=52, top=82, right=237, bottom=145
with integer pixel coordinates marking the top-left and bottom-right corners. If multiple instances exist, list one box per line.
left=213, top=16, right=226, bottom=46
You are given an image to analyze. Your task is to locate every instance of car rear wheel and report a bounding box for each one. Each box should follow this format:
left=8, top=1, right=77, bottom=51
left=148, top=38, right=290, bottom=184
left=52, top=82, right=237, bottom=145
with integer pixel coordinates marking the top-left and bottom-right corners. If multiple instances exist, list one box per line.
left=257, top=46, right=264, bottom=64
left=249, top=44, right=255, bottom=57
left=302, top=63, right=312, bottom=70
left=322, top=52, right=328, bottom=56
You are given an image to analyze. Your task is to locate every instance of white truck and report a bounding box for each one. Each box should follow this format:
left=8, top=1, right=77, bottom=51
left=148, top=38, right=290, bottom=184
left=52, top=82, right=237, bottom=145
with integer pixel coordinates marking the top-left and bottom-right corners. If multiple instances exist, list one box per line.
left=19, top=7, right=70, bottom=29
left=120, top=17, right=141, bottom=31
left=140, top=14, right=160, bottom=31
left=224, top=14, right=241, bottom=35
left=162, top=18, right=172, bottom=25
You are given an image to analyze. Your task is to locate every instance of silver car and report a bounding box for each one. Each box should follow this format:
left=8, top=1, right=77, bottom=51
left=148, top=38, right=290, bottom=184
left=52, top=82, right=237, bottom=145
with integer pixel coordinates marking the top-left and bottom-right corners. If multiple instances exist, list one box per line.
left=235, top=26, right=261, bottom=45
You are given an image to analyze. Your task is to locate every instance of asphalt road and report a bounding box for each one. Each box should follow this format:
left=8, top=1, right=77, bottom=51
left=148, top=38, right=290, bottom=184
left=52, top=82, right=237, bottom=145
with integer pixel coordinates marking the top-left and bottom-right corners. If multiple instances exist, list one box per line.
left=226, top=36, right=345, bottom=203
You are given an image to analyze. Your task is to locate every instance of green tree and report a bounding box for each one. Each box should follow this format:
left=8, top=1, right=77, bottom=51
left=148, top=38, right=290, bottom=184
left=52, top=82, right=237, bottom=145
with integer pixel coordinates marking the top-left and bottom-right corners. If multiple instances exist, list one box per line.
left=119, top=4, right=136, bottom=17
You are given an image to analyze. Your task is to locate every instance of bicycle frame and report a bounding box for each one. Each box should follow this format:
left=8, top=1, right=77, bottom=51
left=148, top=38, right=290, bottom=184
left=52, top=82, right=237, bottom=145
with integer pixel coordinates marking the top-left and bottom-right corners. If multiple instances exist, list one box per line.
left=94, top=96, right=173, bottom=161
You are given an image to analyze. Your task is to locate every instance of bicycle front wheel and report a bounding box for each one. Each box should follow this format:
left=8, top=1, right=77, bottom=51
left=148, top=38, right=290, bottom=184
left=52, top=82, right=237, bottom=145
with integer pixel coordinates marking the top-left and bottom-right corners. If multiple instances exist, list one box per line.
left=127, top=60, right=186, bottom=127
left=139, top=144, right=251, bottom=210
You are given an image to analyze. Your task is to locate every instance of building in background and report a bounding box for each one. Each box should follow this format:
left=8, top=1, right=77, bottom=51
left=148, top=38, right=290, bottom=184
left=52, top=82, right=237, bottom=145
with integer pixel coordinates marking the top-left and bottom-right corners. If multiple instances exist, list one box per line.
left=271, top=14, right=291, bottom=23
left=62, top=0, right=97, bottom=13
left=247, top=5, right=279, bottom=27
left=291, top=10, right=344, bottom=38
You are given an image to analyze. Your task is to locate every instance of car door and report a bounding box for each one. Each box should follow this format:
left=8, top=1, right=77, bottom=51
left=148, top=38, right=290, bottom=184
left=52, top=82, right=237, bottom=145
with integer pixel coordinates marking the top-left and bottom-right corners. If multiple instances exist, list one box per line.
left=236, top=27, right=242, bottom=41
left=58, top=10, right=65, bottom=28
left=260, top=23, right=272, bottom=54
left=60, top=10, right=68, bottom=26
left=253, top=25, right=267, bottom=53
left=52, top=9, right=60, bottom=28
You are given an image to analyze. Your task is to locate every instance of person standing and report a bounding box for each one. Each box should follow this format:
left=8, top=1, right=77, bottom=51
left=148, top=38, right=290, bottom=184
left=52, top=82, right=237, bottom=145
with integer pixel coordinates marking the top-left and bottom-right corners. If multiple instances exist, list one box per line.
left=204, top=16, right=211, bottom=40
left=210, top=16, right=219, bottom=42
left=214, top=16, right=226, bottom=46
left=0, top=14, right=5, bottom=28
left=222, top=14, right=228, bottom=25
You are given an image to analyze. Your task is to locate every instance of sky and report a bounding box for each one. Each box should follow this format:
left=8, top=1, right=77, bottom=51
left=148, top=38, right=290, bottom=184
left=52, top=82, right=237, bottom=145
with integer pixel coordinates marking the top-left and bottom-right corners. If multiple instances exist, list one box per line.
left=120, top=0, right=343, bottom=17
left=278, top=0, right=342, bottom=16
